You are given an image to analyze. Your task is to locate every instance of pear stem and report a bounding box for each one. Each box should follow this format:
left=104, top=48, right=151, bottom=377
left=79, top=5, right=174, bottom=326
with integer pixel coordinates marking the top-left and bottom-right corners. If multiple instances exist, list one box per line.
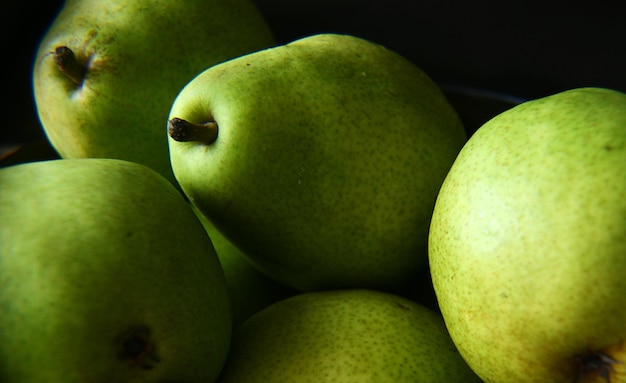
left=53, top=46, right=86, bottom=86
left=168, top=118, right=219, bottom=144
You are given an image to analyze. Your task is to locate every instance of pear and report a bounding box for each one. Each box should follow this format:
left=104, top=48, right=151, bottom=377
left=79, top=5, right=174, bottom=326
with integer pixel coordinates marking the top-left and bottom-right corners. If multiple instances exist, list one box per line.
left=32, top=0, right=275, bottom=187
left=428, top=87, right=626, bottom=383
left=193, top=206, right=297, bottom=328
left=216, top=289, right=481, bottom=382
left=0, top=158, right=232, bottom=382
left=167, top=33, right=466, bottom=292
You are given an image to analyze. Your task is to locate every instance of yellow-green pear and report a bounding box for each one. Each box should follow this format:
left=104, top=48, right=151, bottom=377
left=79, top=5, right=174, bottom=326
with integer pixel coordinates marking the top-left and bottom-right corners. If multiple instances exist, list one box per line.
left=429, top=87, right=626, bottom=383
left=0, top=158, right=232, bottom=382
left=33, top=0, right=275, bottom=186
left=167, top=33, right=466, bottom=292
left=216, top=289, right=481, bottom=382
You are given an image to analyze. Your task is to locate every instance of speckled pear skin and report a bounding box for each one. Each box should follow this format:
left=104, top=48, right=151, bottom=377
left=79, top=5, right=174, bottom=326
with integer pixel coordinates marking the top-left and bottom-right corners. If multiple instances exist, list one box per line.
left=0, top=158, right=232, bottom=382
left=33, top=0, right=275, bottom=187
left=217, top=289, right=482, bottom=382
left=168, top=33, right=466, bottom=292
left=429, top=87, right=626, bottom=383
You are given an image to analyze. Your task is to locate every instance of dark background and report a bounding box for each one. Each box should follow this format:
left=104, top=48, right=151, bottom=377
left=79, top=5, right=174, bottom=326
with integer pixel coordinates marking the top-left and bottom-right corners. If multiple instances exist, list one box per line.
left=3, top=0, right=625, bottom=152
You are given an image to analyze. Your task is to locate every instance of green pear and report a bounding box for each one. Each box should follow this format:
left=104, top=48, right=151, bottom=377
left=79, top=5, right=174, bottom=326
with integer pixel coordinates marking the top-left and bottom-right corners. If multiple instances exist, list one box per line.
left=167, top=33, right=466, bottom=292
left=0, top=158, right=232, bottom=382
left=428, top=87, right=626, bottom=383
left=32, top=0, right=275, bottom=187
left=216, top=289, right=481, bottom=382
left=192, top=205, right=297, bottom=328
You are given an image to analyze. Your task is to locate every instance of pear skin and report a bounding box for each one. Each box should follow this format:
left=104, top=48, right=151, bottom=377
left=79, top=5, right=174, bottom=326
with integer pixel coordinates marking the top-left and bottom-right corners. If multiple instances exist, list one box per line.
left=192, top=204, right=297, bottom=328
left=217, top=289, right=481, bottom=382
left=33, top=0, right=275, bottom=187
left=0, top=158, right=232, bottom=382
left=429, top=87, right=626, bottom=383
left=167, top=33, right=467, bottom=292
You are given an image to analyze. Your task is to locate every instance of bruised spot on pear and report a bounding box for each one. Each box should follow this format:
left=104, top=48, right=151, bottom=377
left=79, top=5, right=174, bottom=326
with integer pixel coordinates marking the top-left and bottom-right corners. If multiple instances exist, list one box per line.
left=117, top=325, right=160, bottom=370
left=53, top=46, right=87, bottom=87
left=168, top=118, right=219, bottom=144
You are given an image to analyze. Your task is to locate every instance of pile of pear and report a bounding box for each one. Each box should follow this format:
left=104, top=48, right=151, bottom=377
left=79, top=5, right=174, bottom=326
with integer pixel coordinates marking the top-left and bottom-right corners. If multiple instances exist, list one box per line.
left=1, top=0, right=625, bottom=381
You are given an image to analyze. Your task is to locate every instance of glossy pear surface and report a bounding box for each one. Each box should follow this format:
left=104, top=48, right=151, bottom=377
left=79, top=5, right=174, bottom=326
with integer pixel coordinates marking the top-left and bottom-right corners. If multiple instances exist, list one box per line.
left=0, top=158, right=232, bottom=382
left=168, top=33, right=466, bottom=291
left=429, top=87, right=626, bottom=382
left=217, top=289, right=481, bottom=382
left=33, top=0, right=275, bottom=186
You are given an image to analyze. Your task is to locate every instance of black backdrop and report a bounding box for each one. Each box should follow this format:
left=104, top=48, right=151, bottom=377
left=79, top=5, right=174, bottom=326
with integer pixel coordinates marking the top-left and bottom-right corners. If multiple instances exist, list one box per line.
left=3, top=0, right=625, bottom=147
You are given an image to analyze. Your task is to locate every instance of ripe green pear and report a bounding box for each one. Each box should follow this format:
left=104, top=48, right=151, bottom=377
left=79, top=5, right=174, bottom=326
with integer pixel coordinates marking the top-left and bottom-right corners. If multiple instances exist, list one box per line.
left=167, top=33, right=466, bottom=292
left=0, top=158, right=232, bottom=382
left=429, top=87, right=626, bottom=383
left=33, top=0, right=275, bottom=187
left=193, top=206, right=297, bottom=328
left=216, top=289, right=481, bottom=382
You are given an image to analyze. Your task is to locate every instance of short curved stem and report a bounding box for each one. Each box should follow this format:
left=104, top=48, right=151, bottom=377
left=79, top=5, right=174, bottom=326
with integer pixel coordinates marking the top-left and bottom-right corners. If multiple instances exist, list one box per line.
left=53, top=46, right=86, bottom=86
left=168, top=117, right=219, bottom=144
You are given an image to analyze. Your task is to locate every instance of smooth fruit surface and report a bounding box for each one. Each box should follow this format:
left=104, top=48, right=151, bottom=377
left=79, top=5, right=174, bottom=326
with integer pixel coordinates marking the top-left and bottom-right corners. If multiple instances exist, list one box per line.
left=429, top=87, right=626, bottom=382
left=0, top=158, right=232, bottom=382
left=168, top=33, right=466, bottom=292
left=217, top=289, right=481, bottom=382
left=33, top=0, right=275, bottom=186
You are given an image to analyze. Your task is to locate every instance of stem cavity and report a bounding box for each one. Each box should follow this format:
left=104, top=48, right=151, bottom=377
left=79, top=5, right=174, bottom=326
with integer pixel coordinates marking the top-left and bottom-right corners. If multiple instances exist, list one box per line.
left=575, top=351, right=622, bottom=382
left=118, top=325, right=160, bottom=370
left=53, top=46, right=86, bottom=86
left=168, top=117, right=219, bottom=144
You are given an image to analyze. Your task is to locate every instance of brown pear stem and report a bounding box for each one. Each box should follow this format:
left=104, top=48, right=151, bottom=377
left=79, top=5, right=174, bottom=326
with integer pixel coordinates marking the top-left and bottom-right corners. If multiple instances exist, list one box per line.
left=53, top=46, right=86, bottom=86
left=168, top=117, right=219, bottom=144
